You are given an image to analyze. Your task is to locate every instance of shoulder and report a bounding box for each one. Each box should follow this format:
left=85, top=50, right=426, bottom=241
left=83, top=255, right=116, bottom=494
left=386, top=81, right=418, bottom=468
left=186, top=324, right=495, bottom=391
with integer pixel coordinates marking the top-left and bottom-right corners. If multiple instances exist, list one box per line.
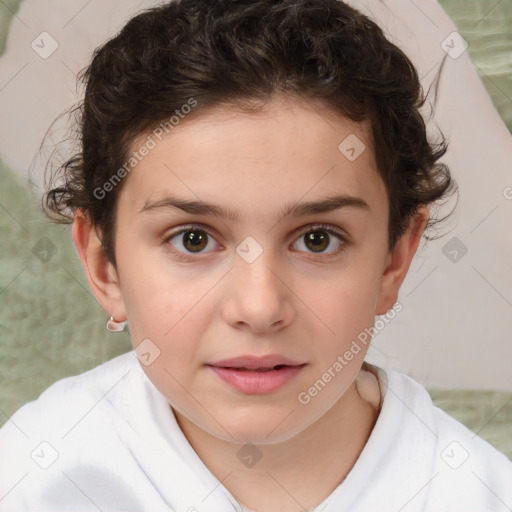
left=0, top=351, right=142, bottom=447
left=3, top=351, right=139, bottom=432
left=0, top=351, right=150, bottom=510
left=0, top=351, right=142, bottom=456
left=374, top=364, right=512, bottom=511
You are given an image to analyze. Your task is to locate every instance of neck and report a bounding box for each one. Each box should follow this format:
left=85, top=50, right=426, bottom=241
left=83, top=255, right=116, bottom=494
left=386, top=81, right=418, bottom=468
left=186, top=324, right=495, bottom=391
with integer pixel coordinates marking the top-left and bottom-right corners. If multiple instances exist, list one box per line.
left=174, top=368, right=381, bottom=512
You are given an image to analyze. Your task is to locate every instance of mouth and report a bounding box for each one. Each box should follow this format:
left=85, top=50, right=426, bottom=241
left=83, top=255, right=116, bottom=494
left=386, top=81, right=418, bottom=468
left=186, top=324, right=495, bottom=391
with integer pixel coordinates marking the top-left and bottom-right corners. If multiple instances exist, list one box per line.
left=206, top=356, right=307, bottom=394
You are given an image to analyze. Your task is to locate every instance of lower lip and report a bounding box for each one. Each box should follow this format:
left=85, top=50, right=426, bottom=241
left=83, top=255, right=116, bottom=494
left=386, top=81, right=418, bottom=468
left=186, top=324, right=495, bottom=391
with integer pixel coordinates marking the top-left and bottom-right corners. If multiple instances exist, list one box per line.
left=207, top=365, right=306, bottom=394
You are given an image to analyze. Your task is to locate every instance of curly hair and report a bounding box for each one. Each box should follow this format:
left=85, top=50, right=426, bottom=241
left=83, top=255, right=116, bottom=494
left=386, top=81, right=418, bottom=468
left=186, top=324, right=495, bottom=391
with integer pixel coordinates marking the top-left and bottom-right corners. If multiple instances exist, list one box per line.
left=41, top=0, right=456, bottom=269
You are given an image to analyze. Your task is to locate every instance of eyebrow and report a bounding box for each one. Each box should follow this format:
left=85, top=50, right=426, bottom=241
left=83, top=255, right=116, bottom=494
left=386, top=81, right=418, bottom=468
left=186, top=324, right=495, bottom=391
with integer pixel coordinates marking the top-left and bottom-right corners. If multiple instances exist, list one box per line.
left=138, top=193, right=370, bottom=222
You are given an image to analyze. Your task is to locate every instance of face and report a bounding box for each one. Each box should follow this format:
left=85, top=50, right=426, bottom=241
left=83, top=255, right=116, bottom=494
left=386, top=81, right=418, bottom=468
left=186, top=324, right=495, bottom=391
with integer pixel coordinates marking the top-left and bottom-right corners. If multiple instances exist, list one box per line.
left=86, top=95, right=399, bottom=444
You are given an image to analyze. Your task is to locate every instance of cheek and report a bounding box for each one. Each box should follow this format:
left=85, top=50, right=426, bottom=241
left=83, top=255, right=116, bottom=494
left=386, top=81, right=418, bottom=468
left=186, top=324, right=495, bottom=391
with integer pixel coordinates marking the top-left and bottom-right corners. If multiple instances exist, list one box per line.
left=301, top=259, right=383, bottom=339
left=121, top=275, right=204, bottom=395
left=293, top=271, right=380, bottom=413
left=123, top=278, right=202, bottom=344
left=118, top=253, right=217, bottom=366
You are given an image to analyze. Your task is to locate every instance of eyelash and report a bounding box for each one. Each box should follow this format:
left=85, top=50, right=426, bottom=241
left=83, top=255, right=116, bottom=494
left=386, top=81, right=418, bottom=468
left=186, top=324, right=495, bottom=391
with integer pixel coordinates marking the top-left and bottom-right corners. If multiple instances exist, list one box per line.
left=160, top=223, right=349, bottom=262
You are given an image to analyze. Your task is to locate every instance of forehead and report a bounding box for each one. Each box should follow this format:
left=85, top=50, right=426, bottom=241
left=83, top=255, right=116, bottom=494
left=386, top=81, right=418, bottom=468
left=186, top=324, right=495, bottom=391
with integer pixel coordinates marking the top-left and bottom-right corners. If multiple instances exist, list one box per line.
left=119, top=95, right=387, bottom=221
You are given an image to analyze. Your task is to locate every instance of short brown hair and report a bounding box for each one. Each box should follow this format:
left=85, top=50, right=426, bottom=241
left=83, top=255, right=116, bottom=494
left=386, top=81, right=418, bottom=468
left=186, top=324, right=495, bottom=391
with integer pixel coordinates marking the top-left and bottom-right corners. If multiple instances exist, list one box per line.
left=42, top=0, right=456, bottom=268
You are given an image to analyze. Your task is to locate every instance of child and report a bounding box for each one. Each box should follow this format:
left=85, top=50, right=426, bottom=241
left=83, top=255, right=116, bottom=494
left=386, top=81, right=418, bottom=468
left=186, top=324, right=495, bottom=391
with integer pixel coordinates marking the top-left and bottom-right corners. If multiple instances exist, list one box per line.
left=1, top=0, right=511, bottom=511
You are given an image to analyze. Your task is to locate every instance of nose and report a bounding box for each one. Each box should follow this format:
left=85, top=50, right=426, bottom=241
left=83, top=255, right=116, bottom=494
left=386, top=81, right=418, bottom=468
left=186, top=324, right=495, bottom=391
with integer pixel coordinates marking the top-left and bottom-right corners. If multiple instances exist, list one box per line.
left=222, top=250, right=294, bottom=333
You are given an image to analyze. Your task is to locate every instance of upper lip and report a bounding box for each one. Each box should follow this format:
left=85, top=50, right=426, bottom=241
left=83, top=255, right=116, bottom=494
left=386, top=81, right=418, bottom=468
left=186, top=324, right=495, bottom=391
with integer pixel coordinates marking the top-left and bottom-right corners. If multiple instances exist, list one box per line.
left=207, top=354, right=305, bottom=370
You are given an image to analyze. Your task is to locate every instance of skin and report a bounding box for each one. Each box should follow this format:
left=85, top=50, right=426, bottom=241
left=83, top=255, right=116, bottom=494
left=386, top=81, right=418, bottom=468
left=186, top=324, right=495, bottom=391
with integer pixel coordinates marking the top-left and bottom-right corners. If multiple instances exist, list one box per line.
left=73, top=94, right=428, bottom=511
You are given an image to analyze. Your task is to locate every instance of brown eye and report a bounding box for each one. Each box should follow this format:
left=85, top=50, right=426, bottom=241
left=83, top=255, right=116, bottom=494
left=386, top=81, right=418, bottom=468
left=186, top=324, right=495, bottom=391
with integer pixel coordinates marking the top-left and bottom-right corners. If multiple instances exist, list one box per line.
left=292, top=224, right=346, bottom=257
left=166, top=228, right=216, bottom=255
left=303, top=231, right=330, bottom=253
left=182, top=230, right=208, bottom=252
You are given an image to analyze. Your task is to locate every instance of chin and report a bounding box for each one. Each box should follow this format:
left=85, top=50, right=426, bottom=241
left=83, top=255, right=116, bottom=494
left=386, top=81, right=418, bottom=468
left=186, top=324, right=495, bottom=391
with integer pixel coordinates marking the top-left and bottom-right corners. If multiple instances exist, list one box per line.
left=211, top=410, right=309, bottom=446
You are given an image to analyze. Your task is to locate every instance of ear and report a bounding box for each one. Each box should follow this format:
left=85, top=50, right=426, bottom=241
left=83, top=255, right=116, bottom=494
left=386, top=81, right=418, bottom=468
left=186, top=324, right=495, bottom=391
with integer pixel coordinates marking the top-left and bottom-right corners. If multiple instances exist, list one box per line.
left=72, top=209, right=127, bottom=322
left=376, top=207, right=429, bottom=315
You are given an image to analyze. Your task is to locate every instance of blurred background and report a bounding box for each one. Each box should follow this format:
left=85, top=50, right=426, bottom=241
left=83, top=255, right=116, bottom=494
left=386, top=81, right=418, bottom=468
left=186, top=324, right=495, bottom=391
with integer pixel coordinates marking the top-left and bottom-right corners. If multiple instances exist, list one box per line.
left=0, top=0, right=511, bottom=456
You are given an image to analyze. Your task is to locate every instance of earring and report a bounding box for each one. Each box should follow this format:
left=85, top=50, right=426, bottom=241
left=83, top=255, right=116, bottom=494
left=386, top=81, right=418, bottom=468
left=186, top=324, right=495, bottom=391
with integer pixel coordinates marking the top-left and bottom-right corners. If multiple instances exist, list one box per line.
left=106, top=315, right=127, bottom=333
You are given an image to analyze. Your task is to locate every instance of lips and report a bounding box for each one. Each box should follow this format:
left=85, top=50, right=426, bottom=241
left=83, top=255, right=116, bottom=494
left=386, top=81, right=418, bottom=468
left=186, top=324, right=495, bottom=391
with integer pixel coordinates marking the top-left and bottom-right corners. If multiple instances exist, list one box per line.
left=206, top=355, right=306, bottom=394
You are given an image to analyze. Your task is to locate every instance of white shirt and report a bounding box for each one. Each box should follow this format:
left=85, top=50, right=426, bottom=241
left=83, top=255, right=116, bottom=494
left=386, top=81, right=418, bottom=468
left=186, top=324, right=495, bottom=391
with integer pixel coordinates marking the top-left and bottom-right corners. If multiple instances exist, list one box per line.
left=1, top=351, right=511, bottom=512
